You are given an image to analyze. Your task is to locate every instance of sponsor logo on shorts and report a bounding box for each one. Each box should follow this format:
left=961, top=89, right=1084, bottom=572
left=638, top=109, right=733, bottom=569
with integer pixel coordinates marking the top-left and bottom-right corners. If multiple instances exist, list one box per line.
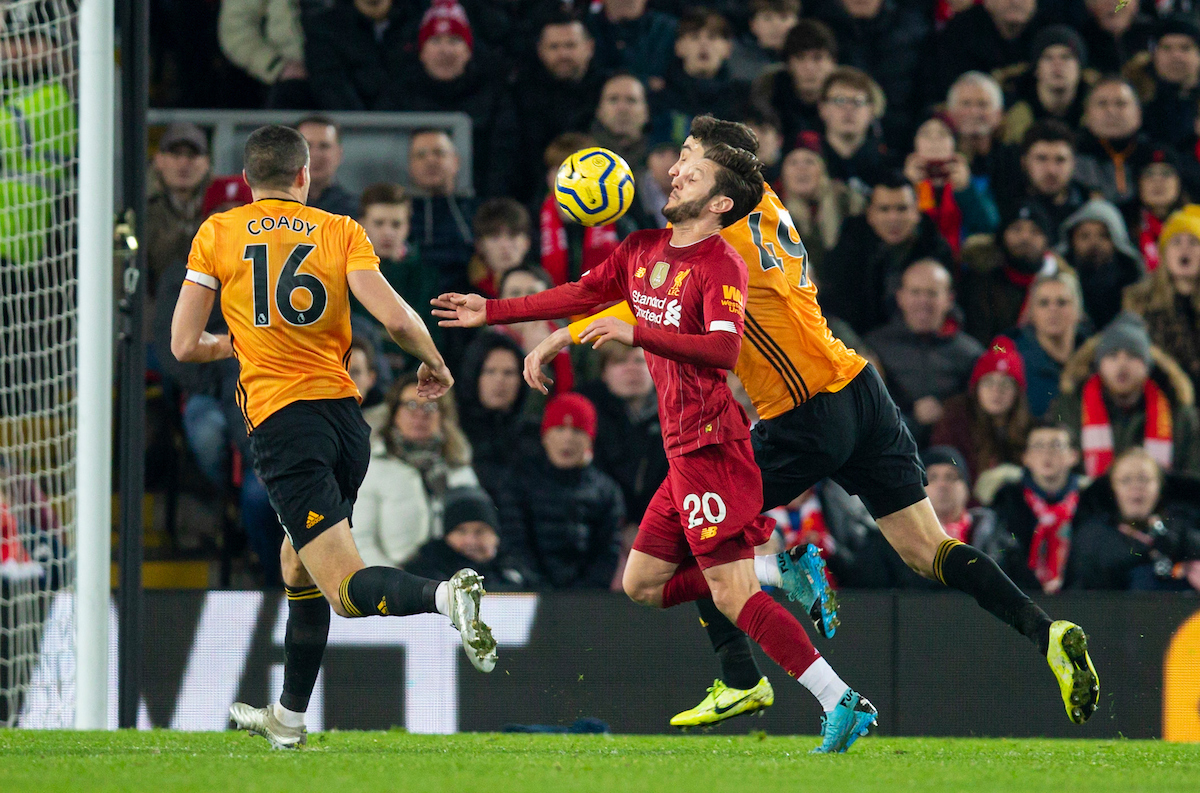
left=700, top=526, right=718, bottom=540
left=306, top=511, right=324, bottom=529
left=377, top=597, right=389, bottom=616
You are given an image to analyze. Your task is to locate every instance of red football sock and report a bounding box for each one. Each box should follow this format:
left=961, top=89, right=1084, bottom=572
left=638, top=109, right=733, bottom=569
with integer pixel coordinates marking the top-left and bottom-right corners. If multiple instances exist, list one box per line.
left=735, top=590, right=820, bottom=679
left=661, top=559, right=712, bottom=608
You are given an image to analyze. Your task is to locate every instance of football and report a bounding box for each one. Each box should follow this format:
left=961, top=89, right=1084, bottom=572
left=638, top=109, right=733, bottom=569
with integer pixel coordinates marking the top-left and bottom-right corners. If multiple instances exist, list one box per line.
left=554, top=146, right=635, bottom=227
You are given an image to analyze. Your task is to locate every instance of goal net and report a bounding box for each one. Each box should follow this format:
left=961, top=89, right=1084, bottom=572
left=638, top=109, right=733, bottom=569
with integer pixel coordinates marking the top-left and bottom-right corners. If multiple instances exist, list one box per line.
left=0, top=0, right=80, bottom=728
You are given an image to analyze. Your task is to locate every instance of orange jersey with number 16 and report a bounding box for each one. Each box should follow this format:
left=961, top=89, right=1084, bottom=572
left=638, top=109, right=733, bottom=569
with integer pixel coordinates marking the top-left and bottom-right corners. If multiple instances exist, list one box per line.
left=185, top=197, right=380, bottom=431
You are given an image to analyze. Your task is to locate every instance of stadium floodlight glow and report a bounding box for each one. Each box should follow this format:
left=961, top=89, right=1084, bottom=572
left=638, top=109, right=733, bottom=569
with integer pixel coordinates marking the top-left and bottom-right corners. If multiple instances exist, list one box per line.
left=76, top=0, right=116, bottom=730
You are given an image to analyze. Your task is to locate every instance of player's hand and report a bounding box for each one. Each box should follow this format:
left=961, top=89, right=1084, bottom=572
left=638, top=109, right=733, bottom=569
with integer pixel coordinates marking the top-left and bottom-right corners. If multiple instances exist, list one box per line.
left=578, top=316, right=635, bottom=349
left=416, top=361, right=454, bottom=399
left=913, top=396, right=944, bottom=426
left=431, top=293, right=487, bottom=328
left=524, top=327, right=572, bottom=394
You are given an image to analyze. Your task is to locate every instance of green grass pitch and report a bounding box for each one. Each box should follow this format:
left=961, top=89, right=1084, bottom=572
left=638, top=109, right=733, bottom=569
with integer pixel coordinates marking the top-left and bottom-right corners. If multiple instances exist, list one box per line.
left=2, top=731, right=1197, bottom=793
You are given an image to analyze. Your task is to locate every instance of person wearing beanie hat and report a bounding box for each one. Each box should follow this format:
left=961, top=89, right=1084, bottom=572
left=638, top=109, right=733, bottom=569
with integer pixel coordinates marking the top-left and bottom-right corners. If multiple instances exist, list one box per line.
left=1058, top=197, right=1144, bottom=330
left=201, top=175, right=254, bottom=218
left=961, top=197, right=1068, bottom=345
left=418, top=0, right=475, bottom=74
left=1124, top=203, right=1200, bottom=388
left=1135, top=14, right=1200, bottom=148
left=932, top=338, right=1034, bottom=480
left=999, top=24, right=1094, bottom=148
left=1048, top=311, right=1200, bottom=477
left=920, top=445, right=1003, bottom=555
left=496, top=393, right=624, bottom=589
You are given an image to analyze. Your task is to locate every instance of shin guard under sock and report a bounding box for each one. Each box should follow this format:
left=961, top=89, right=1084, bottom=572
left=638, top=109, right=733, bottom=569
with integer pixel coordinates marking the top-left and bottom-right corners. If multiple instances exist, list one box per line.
left=280, top=586, right=330, bottom=713
left=696, top=597, right=762, bottom=690
left=661, top=559, right=712, bottom=608
left=935, top=539, right=1054, bottom=654
left=339, top=567, right=440, bottom=618
left=735, top=590, right=820, bottom=679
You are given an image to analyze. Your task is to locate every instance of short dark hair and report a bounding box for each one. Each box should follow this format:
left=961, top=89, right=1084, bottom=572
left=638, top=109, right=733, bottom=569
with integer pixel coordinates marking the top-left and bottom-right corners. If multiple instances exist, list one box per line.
left=751, top=0, right=801, bottom=16
left=689, top=114, right=759, bottom=156
left=740, top=107, right=782, bottom=134
left=499, top=265, right=553, bottom=294
left=1021, top=119, right=1076, bottom=156
left=1026, top=418, right=1076, bottom=449
left=538, top=8, right=587, bottom=36
left=474, top=197, right=531, bottom=238
left=868, top=172, right=916, bottom=205
left=704, top=143, right=765, bottom=227
left=1086, top=75, right=1139, bottom=108
left=782, top=19, right=837, bottom=62
left=243, top=125, right=309, bottom=190
left=410, top=127, right=452, bottom=146
left=349, top=337, right=378, bottom=372
left=677, top=8, right=733, bottom=40
left=359, top=183, right=411, bottom=217
left=295, top=114, right=341, bottom=142
left=544, top=131, right=597, bottom=170
left=820, top=66, right=885, bottom=117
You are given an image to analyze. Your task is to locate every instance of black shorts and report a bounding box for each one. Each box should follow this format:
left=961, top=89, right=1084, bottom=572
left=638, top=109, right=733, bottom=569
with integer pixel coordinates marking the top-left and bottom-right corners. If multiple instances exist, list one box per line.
left=752, top=364, right=926, bottom=519
left=249, top=397, right=371, bottom=550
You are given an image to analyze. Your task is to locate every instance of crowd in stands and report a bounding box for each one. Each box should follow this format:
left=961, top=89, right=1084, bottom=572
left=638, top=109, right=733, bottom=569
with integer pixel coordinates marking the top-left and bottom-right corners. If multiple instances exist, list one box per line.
left=139, top=0, right=1200, bottom=594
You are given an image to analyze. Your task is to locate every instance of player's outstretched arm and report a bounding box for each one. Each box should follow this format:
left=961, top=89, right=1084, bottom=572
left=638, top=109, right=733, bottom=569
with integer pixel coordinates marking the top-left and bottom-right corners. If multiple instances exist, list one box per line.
left=348, top=270, right=453, bottom=398
left=430, top=292, right=488, bottom=328
left=170, top=282, right=233, bottom=363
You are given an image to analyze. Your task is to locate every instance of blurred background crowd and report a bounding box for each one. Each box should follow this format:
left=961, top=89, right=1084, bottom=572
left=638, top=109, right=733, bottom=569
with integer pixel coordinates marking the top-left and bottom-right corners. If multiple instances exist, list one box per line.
left=123, top=0, right=1200, bottom=594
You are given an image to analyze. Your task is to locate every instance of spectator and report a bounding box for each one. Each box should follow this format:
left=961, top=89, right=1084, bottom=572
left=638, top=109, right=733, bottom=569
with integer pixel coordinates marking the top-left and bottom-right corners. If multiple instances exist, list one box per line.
left=407, top=128, right=476, bottom=295
left=817, top=66, right=892, bottom=194
left=538, top=133, right=626, bottom=286
left=751, top=20, right=838, bottom=152
left=1079, top=0, right=1154, bottom=75
left=946, top=72, right=1012, bottom=194
left=1004, top=119, right=1087, bottom=239
left=1059, top=198, right=1144, bottom=330
left=988, top=420, right=1085, bottom=593
left=935, top=0, right=1042, bottom=97
left=498, top=393, right=624, bottom=589
left=651, top=9, right=747, bottom=147
left=903, top=114, right=1000, bottom=257
left=218, top=0, right=310, bottom=109
left=302, top=0, right=410, bottom=111
left=468, top=198, right=532, bottom=297
left=820, top=175, right=954, bottom=334
left=742, top=108, right=785, bottom=185
left=394, top=0, right=519, bottom=198
left=1128, top=153, right=1187, bottom=270
left=351, top=439, right=431, bottom=570
left=1068, top=447, right=1200, bottom=590
left=922, top=446, right=1008, bottom=555
left=777, top=135, right=867, bottom=278
left=1074, top=78, right=1158, bottom=213
left=1050, top=311, right=1200, bottom=477
left=456, top=333, right=543, bottom=499
left=352, top=183, right=438, bottom=369
left=932, top=338, right=1033, bottom=480
left=1127, top=15, right=1200, bottom=149
left=579, top=343, right=669, bottom=526
left=816, top=0, right=931, bottom=149
left=586, top=0, right=678, bottom=85
left=512, top=13, right=608, bottom=202
left=961, top=200, right=1065, bottom=345
left=729, top=0, right=799, bottom=82
left=295, top=116, right=358, bottom=217
left=405, top=487, right=536, bottom=590
left=146, top=123, right=211, bottom=297
left=382, top=372, right=480, bottom=538
left=1008, top=270, right=1088, bottom=417
left=636, top=142, right=680, bottom=228
left=348, top=337, right=389, bottom=437
left=866, top=259, right=986, bottom=446
left=1124, top=205, right=1200, bottom=390
left=495, top=267, right=575, bottom=397
left=999, top=25, right=1096, bottom=147
left=590, top=73, right=651, bottom=173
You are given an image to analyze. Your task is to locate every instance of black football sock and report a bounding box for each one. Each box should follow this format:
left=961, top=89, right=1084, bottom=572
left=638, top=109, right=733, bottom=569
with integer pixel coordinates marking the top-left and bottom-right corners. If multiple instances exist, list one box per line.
left=339, top=567, right=440, bottom=618
left=934, top=539, right=1053, bottom=655
left=279, top=586, right=330, bottom=713
left=696, top=597, right=762, bottom=690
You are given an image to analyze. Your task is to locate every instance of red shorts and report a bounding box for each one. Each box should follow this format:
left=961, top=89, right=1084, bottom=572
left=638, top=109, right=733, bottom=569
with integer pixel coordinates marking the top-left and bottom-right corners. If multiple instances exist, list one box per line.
left=632, top=438, right=776, bottom=570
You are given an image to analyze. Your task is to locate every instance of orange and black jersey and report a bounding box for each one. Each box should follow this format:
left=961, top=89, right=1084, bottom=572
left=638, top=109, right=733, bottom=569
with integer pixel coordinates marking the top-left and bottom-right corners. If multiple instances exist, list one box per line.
left=185, top=198, right=380, bottom=431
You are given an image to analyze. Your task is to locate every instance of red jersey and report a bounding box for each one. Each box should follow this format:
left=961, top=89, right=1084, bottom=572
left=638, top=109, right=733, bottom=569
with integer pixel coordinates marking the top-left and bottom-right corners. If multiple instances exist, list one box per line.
left=488, top=229, right=750, bottom=457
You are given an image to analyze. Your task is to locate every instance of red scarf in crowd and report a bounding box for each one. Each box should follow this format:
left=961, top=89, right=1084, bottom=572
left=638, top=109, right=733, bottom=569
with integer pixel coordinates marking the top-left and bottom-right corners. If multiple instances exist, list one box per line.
left=942, top=512, right=973, bottom=543
left=1080, top=374, right=1174, bottom=477
left=1139, top=209, right=1164, bottom=272
left=766, top=490, right=838, bottom=589
left=1022, top=486, right=1079, bottom=593
left=917, top=180, right=963, bottom=258
left=540, top=195, right=621, bottom=286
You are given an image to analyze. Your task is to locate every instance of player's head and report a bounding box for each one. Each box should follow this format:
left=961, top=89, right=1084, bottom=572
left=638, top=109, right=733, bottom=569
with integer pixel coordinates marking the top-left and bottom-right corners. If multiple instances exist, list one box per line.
left=243, top=125, right=310, bottom=201
left=664, top=136, right=764, bottom=228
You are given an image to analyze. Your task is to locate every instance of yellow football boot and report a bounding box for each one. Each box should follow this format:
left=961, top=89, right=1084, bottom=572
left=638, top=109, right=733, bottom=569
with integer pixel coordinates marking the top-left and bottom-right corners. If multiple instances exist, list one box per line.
left=1046, top=620, right=1099, bottom=724
left=670, top=677, right=775, bottom=728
